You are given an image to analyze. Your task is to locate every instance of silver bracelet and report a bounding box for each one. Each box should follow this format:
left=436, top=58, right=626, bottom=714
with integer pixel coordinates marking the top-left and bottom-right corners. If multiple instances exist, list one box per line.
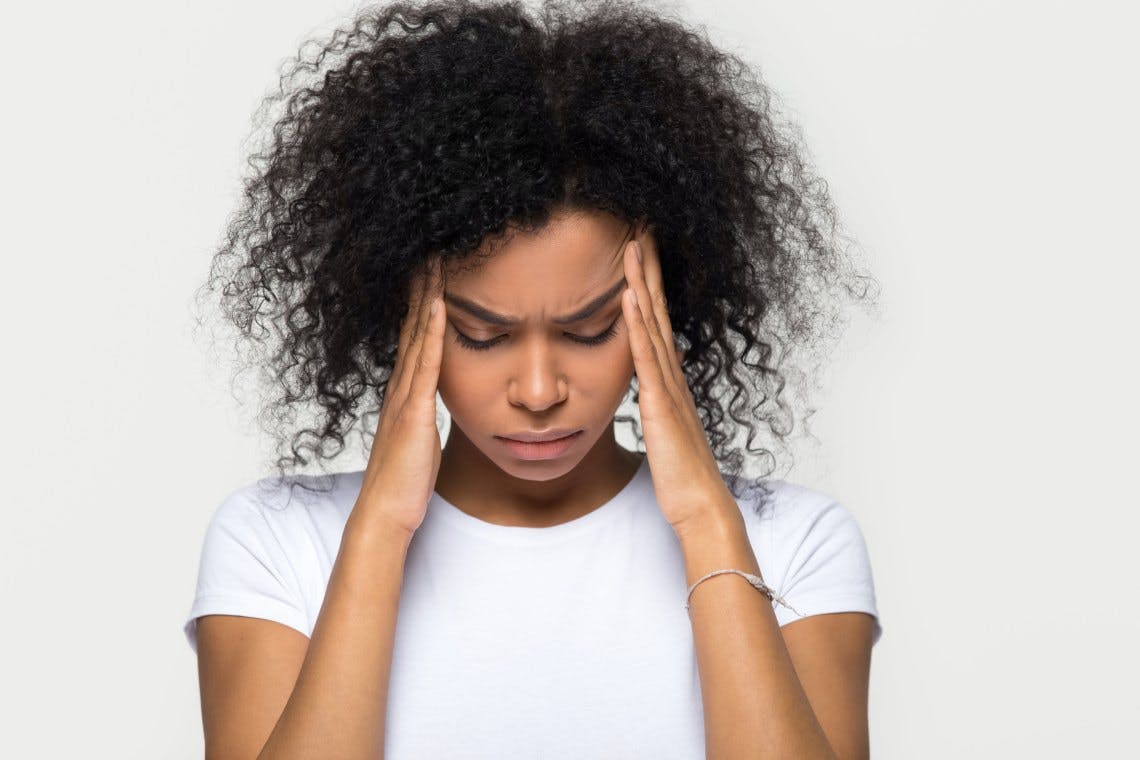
left=684, top=569, right=804, bottom=617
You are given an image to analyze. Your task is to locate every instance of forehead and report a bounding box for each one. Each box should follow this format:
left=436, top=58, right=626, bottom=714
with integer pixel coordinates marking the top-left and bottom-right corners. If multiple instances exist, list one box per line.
left=443, top=210, right=630, bottom=310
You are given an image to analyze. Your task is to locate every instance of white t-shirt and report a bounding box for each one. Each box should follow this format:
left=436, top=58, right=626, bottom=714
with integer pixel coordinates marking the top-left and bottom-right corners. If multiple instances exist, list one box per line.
left=183, top=456, right=881, bottom=759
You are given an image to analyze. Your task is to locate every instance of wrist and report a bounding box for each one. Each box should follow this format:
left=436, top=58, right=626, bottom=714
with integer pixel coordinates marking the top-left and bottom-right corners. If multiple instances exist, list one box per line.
left=674, top=502, right=760, bottom=588
left=346, top=505, right=417, bottom=552
left=673, top=498, right=745, bottom=547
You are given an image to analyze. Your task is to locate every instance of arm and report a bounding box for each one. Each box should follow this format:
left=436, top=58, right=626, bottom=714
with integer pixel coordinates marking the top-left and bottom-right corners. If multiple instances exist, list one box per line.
left=252, top=505, right=412, bottom=760
left=678, top=502, right=872, bottom=760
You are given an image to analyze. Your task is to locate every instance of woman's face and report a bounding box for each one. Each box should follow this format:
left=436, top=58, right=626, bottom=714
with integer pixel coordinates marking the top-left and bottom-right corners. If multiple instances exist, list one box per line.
left=437, top=208, right=638, bottom=481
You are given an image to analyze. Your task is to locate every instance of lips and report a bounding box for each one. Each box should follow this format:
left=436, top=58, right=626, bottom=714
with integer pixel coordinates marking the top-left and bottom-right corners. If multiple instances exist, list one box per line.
left=497, top=428, right=581, bottom=443
left=497, top=430, right=584, bottom=461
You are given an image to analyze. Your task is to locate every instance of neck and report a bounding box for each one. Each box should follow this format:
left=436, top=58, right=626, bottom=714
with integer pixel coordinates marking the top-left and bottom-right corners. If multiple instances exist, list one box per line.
left=434, top=420, right=643, bottom=528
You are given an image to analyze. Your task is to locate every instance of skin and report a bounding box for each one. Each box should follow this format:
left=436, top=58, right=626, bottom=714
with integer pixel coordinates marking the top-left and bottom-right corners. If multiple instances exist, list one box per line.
left=194, top=206, right=872, bottom=760
left=433, top=207, right=646, bottom=527
left=430, top=208, right=873, bottom=756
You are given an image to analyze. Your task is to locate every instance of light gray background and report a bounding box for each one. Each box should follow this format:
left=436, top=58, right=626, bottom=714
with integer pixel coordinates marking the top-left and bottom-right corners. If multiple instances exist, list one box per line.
left=2, top=0, right=1136, bottom=757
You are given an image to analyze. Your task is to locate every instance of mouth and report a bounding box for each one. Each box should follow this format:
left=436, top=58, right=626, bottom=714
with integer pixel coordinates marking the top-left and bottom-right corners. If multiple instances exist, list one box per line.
left=495, top=430, right=584, bottom=461
left=497, top=428, right=582, bottom=443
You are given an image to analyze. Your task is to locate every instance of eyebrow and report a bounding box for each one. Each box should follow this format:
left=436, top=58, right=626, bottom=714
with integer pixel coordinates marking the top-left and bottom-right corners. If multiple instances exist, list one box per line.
left=443, top=276, right=629, bottom=327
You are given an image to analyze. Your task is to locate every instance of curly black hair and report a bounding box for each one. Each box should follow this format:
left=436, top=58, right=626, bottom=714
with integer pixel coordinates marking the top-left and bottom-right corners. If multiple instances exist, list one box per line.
left=193, top=0, right=880, bottom=511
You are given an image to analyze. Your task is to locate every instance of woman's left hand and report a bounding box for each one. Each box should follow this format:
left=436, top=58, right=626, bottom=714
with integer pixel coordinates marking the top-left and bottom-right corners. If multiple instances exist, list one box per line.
left=620, top=224, right=740, bottom=537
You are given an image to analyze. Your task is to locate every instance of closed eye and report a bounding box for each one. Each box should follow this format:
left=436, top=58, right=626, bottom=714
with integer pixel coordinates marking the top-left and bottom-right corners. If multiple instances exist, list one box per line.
left=451, top=315, right=622, bottom=352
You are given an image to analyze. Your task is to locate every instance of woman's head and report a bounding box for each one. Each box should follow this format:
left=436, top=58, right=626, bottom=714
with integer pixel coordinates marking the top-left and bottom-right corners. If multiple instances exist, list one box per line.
left=197, top=0, right=878, bottom=504
left=437, top=207, right=638, bottom=481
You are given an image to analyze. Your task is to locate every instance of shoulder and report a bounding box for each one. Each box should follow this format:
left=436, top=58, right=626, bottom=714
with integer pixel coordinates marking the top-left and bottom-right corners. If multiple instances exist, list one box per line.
left=200, top=470, right=362, bottom=560
left=732, top=476, right=871, bottom=561
left=210, top=470, right=359, bottom=526
left=185, top=470, right=363, bottom=649
left=727, top=475, right=854, bottom=533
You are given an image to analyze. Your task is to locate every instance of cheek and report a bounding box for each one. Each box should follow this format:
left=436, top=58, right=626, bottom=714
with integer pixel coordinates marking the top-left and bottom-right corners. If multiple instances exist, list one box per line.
left=607, top=347, right=637, bottom=396
left=437, top=345, right=475, bottom=403
left=437, top=343, right=504, bottom=423
left=578, top=341, right=636, bottom=398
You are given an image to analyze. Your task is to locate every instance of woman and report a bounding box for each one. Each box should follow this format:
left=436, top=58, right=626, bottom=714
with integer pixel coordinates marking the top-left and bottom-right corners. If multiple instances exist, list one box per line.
left=184, top=1, right=882, bottom=758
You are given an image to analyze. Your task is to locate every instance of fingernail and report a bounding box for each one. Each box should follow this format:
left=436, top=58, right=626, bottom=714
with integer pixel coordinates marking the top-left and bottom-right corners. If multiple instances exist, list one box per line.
left=633, top=241, right=642, bottom=263
left=430, top=298, right=438, bottom=316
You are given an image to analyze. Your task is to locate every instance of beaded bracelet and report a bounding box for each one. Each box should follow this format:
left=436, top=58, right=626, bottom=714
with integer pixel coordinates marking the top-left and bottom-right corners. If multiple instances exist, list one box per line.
left=684, top=569, right=805, bottom=616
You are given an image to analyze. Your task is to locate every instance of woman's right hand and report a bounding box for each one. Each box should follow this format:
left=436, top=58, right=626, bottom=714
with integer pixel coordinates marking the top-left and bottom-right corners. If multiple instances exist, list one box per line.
left=353, top=254, right=447, bottom=538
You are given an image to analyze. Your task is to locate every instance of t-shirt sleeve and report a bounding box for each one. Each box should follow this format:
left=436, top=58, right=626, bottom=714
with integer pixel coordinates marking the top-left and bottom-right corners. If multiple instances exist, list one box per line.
left=182, top=485, right=311, bottom=654
left=770, top=494, right=883, bottom=646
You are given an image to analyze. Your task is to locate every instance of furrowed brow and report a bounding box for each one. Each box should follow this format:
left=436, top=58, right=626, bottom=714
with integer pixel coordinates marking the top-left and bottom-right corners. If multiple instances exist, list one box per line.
left=444, top=276, right=628, bottom=327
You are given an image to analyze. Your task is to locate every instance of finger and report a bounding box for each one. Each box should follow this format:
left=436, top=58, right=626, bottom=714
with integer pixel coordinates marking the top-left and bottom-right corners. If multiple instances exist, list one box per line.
left=624, top=239, right=679, bottom=398
left=634, top=228, right=679, bottom=359
left=402, top=255, right=445, bottom=394
left=621, top=277, right=671, bottom=404
left=632, top=229, right=685, bottom=385
left=410, top=266, right=446, bottom=404
left=408, top=256, right=445, bottom=401
left=392, top=261, right=430, bottom=399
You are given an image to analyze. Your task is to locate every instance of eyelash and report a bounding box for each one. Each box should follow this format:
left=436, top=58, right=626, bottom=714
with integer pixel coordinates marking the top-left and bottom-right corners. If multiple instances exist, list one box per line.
left=452, top=316, right=621, bottom=352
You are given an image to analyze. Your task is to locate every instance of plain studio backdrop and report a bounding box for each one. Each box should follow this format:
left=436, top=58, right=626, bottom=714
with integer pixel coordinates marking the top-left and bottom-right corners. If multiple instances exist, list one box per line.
left=1, top=0, right=1135, bottom=757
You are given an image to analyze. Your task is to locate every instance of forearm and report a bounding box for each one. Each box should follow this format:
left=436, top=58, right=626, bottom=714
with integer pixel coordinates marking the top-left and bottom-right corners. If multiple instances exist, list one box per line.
left=257, top=504, right=412, bottom=760
left=679, top=505, right=836, bottom=760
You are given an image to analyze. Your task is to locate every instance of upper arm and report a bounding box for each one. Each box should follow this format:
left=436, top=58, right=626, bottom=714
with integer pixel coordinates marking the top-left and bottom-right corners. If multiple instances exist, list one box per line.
left=196, top=614, right=311, bottom=760
left=781, top=611, right=875, bottom=760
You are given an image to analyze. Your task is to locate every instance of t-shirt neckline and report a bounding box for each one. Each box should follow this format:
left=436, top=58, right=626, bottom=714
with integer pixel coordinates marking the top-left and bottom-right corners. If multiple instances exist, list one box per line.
left=428, top=455, right=650, bottom=544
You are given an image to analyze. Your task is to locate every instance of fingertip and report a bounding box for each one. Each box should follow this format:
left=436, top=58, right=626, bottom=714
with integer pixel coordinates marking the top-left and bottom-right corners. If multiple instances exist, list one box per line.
left=431, top=296, right=446, bottom=334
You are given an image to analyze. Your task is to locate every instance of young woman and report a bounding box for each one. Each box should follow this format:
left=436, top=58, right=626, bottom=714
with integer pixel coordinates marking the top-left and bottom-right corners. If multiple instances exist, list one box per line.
left=184, top=1, right=882, bottom=758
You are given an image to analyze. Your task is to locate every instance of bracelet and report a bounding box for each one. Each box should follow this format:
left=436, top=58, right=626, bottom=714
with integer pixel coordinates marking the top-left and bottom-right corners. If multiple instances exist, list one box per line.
left=684, top=569, right=805, bottom=617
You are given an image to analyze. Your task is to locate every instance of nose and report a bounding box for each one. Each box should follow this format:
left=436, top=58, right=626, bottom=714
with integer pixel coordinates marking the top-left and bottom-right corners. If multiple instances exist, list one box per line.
left=507, top=338, right=568, bottom=412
